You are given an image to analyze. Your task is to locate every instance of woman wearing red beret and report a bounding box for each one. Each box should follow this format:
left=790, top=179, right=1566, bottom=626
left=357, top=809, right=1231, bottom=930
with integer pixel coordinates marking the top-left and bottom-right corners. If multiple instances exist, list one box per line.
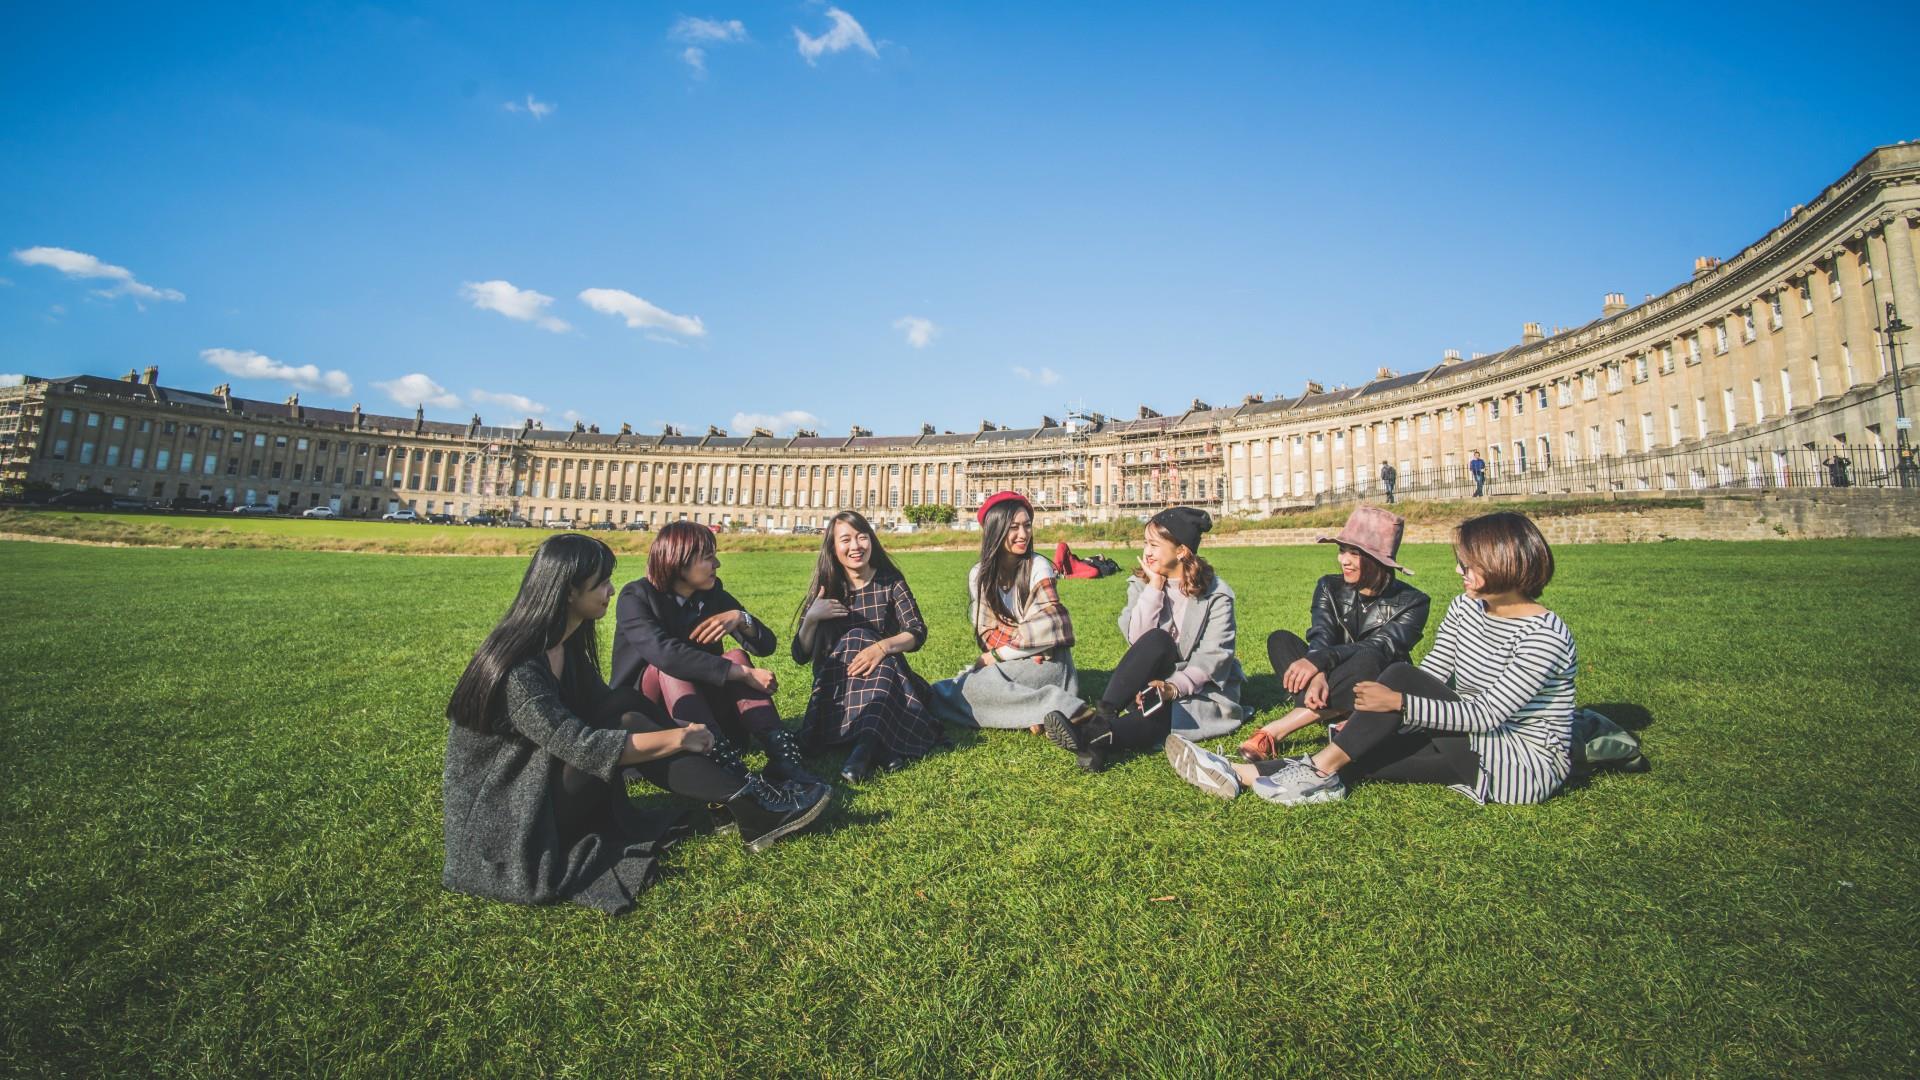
left=930, top=491, right=1082, bottom=732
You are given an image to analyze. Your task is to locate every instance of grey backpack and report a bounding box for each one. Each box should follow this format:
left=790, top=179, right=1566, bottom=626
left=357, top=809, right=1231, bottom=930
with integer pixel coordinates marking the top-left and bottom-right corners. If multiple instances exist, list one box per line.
left=1570, top=707, right=1649, bottom=777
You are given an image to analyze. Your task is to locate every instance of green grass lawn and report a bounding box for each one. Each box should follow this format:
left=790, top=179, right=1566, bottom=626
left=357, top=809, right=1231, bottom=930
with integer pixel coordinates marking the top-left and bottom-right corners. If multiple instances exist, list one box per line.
left=2, top=538, right=1917, bottom=1075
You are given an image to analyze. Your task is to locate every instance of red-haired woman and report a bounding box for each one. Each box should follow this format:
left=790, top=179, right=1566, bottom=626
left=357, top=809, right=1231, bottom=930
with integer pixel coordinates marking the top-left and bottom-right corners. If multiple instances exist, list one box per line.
left=792, top=511, right=939, bottom=783
left=611, top=521, right=824, bottom=787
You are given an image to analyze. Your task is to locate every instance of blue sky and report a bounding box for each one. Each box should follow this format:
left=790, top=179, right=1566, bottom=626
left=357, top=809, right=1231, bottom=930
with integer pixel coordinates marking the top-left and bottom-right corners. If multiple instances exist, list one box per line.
left=3, top=1, right=1914, bottom=436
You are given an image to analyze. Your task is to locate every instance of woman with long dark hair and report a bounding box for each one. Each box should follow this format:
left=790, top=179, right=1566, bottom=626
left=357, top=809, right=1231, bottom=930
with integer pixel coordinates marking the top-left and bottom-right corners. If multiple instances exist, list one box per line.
left=1232, top=505, right=1430, bottom=763
left=610, top=521, right=823, bottom=787
left=792, top=510, right=939, bottom=783
left=1041, top=507, right=1245, bottom=772
left=929, top=491, right=1081, bottom=732
left=442, top=534, right=830, bottom=914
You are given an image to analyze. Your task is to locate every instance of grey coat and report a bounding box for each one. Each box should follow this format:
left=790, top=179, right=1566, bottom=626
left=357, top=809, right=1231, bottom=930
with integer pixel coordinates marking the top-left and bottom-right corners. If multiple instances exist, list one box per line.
left=442, top=657, right=684, bottom=915
left=1118, top=576, right=1247, bottom=739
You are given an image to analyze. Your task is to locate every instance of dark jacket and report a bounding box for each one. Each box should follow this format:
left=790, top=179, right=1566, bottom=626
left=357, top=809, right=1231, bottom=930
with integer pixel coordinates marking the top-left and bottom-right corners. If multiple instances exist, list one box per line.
left=441, top=656, right=682, bottom=914
left=1304, top=573, right=1429, bottom=671
left=610, top=577, right=776, bottom=692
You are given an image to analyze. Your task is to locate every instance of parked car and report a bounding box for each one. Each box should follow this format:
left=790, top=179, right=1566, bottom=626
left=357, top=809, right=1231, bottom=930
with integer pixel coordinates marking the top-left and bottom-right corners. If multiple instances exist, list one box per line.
left=426, top=513, right=456, bottom=525
left=548, top=518, right=575, bottom=529
left=463, top=514, right=496, bottom=527
left=792, top=524, right=819, bottom=535
left=382, top=508, right=420, bottom=523
left=621, top=520, right=652, bottom=532
left=585, top=520, right=616, bottom=531
left=302, top=505, right=340, bottom=519
left=500, top=516, right=532, bottom=528
left=231, top=504, right=277, bottom=515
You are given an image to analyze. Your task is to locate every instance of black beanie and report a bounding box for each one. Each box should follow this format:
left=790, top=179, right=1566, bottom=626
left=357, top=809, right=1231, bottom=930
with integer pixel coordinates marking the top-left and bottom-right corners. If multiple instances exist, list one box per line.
left=1149, top=506, right=1213, bottom=552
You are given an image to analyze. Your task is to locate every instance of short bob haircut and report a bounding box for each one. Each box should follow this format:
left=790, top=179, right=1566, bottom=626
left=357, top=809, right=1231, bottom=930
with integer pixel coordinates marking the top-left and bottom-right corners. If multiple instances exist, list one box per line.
left=1454, top=511, right=1554, bottom=600
left=647, top=520, right=716, bottom=591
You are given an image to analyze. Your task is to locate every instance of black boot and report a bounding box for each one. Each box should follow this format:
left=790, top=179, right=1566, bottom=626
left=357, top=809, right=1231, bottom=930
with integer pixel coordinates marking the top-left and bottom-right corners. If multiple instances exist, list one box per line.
left=759, top=727, right=828, bottom=788
left=1042, top=703, right=1108, bottom=773
left=839, top=733, right=881, bottom=784
left=726, top=775, right=832, bottom=853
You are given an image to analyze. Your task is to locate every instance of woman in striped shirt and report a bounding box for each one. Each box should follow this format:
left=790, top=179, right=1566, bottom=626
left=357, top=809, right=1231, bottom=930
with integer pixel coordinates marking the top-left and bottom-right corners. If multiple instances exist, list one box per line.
left=1165, top=511, right=1575, bottom=806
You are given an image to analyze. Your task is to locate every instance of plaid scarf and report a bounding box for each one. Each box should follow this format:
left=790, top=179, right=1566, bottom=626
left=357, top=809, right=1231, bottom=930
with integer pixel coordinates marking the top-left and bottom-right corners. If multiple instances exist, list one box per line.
left=975, top=571, right=1075, bottom=658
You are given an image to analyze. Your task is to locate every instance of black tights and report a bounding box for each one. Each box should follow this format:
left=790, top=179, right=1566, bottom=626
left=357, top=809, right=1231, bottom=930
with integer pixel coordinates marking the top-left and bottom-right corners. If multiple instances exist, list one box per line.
left=558, top=687, right=747, bottom=830
left=1290, top=661, right=1478, bottom=786
left=1265, top=630, right=1384, bottom=716
left=1085, top=628, right=1179, bottom=751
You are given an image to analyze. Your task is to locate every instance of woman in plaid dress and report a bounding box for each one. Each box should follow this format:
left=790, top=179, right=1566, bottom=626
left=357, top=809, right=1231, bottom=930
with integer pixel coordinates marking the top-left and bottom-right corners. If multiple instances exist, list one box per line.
left=930, top=491, right=1082, bottom=731
left=793, top=511, right=940, bottom=782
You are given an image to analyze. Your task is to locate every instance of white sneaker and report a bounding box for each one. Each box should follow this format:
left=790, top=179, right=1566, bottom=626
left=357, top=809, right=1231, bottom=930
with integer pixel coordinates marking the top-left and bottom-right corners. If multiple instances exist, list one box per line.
left=1164, top=735, right=1240, bottom=800
left=1250, top=756, right=1346, bottom=806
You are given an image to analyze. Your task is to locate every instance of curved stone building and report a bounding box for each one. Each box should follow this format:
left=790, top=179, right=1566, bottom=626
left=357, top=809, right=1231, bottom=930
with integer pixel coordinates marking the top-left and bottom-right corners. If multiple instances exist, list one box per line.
left=4, top=143, right=1916, bottom=526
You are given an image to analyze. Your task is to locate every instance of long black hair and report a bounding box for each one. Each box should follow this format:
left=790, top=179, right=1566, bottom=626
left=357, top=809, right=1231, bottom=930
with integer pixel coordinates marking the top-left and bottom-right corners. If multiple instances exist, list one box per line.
left=447, top=533, right=617, bottom=731
left=974, top=496, right=1035, bottom=633
left=792, top=510, right=902, bottom=628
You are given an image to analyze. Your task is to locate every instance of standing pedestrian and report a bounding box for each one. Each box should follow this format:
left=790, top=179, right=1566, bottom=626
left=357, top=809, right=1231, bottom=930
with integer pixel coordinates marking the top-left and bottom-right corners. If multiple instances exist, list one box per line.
left=1380, top=460, right=1398, bottom=504
left=1469, top=450, right=1486, bottom=497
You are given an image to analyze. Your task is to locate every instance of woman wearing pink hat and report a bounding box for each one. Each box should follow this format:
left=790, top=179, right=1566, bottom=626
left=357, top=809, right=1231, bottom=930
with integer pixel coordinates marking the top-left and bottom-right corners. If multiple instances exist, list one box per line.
left=1232, top=505, right=1430, bottom=763
left=930, top=491, right=1083, bottom=732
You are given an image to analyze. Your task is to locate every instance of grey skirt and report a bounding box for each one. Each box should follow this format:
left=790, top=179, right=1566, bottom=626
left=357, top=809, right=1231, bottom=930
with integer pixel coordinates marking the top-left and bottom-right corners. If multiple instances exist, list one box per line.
left=930, top=649, right=1083, bottom=730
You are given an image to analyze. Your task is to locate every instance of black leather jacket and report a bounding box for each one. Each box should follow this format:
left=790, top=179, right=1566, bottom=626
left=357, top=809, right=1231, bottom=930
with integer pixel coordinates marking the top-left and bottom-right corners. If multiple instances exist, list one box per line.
left=1305, top=574, right=1429, bottom=671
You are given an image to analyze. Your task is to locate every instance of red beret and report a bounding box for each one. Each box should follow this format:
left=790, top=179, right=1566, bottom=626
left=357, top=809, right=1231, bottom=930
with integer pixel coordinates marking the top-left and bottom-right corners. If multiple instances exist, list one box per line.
left=977, top=490, right=1032, bottom=524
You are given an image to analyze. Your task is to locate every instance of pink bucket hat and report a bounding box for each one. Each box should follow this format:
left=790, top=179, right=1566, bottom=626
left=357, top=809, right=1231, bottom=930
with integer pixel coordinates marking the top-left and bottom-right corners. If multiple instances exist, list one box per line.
left=1317, top=505, right=1412, bottom=573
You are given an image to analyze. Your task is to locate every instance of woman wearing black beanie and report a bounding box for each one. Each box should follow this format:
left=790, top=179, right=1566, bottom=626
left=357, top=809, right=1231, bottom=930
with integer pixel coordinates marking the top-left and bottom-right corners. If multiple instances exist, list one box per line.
left=1041, top=506, right=1246, bottom=771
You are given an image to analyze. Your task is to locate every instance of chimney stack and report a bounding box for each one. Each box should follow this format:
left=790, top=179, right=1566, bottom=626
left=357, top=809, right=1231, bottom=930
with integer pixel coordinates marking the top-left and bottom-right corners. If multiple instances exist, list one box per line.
left=619, top=422, right=633, bottom=435
left=849, top=424, right=872, bottom=437
left=1522, top=322, right=1545, bottom=344
left=752, top=426, right=773, bottom=438
left=1303, top=380, right=1324, bottom=395
left=921, top=422, right=936, bottom=435
left=141, top=365, right=158, bottom=385
left=979, top=419, right=997, bottom=432
left=413, top=403, right=425, bottom=434
left=1373, top=367, right=1395, bottom=381
left=1442, top=349, right=1462, bottom=364
left=287, top=393, right=303, bottom=420
left=352, top=403, right=363, bottom=428
left=122, top=368, right=139, bottom=382
left=1138, top=405, right=1161, bottom=419
left=1692, top=256, right=1720, bottom=279
left=1602, top=292, right=1628, bottom=317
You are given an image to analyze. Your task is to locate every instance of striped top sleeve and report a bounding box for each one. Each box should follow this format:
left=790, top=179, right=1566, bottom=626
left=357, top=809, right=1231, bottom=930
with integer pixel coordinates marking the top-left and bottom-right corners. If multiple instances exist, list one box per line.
left=1403, top=594, right=1577, bottom=804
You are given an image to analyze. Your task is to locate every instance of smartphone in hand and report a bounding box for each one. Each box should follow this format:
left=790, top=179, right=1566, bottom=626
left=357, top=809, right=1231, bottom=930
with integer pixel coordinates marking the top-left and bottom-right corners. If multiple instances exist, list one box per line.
left=1137, top=685, right=1165, bottom=715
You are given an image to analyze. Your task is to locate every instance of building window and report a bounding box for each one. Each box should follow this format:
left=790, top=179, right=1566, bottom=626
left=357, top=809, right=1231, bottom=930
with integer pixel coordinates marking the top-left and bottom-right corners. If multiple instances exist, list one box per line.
left=1695, top=398, right=1709, bottom=439
left=1581, top=372, right=1596, bottom=399
left=1633, top=356, right=1648, bottom=383
left=1769, top=297, right=1783, bottom=329
left=111, top=415, right=126, bottom=431
left=80, top=441, right=96, bottom=464
left=1715, top=324, right=1729, bottom=353
left=1668, top=405, right=1683, bottom=445
left=1742, top=312, right=1756, bottom=342
left=1780, top=368, right=1794, bottom=412
left=1639, top=413, right=1655, bottom=451
left=86, top=412, right=100, bottom=428
left=106, top=445, right=121, bottom=466
left=1723, top=388, right=1738, bottom=430
left=1751, top=378, right=1766, bottom=421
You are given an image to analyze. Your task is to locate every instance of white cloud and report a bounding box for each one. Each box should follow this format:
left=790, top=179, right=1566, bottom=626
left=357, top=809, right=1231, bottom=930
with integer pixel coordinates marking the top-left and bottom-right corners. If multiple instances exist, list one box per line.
left=893, top=315, right=939, bottom=348
left=470, top=389, right=549, bottom=416
left=732, top=409, right=820, bottom=436
left=672, top=16, right=746, bottom=42
left=794, top=7, right=877, bottom=65
left=562, top=408, right=590, bottom=426
left=459, top=279, right=571, bottom=333
left=201, top=348, right=353, bottom=395
left=11, top=246, right=184, bottom=303
left=1012, top=365, right=1062, bottom=386
left=683, top=47, right=707, bottom=74
left=374, top=373, right=460, bottom=410
left=502, top=94, right=554, bottom=119
left=578, top=288, right=706, bottom=338
left=0, top=374, right=24, bottom=388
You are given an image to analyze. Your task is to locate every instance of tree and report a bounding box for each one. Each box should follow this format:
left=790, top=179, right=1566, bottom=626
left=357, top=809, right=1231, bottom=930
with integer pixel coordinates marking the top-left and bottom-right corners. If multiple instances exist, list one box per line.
left=903, top=503, right=957, bottom=526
